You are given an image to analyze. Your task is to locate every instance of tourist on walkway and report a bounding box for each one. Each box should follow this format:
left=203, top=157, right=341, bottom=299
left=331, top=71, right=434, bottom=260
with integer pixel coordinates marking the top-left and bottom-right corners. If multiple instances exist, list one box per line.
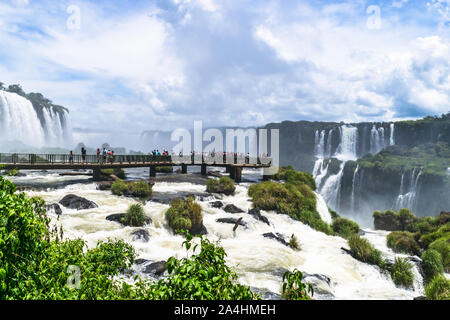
left=81, top=147, right=86, bottom=163
left=96, top=148, right=101, bottom=163
left=69, top=151, right=74, bottom=164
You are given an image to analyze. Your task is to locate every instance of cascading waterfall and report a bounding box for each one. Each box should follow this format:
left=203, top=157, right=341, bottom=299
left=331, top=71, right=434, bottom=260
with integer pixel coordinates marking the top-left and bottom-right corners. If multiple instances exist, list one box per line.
left=350, top=165, right=359, bottom=212
left=0, top=90, right=72, bottom=149
left=370, top=124, right=386, bottom=155
left=394, top=169, right=422, bottom=211
left=0, top=90, right=46, bottom=148
left=389, top=123, right=395, bottom=146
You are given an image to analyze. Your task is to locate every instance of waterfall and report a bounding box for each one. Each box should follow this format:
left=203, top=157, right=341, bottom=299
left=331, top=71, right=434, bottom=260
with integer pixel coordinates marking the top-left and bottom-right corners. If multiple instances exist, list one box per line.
left=350, top=165, right=359, bottom=212
left=389, top=123, right=395, bottom=146
left=325, top=129, right=333, bottom=158
left=335, top=125, right=358, bottom=161
left=0, top=90, right=46, bottom=148
left=0, top=90, right=72, bottom=150
left=320, top=162, right=345, bottom=210
left=394, top=169, right=422, bottom=211
left=314, top=130, right=326, bottom=157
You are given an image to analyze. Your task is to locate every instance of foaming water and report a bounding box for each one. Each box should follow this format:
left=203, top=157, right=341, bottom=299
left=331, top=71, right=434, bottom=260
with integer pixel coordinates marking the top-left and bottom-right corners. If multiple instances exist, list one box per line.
left=22, top=175, right=423, bottom=300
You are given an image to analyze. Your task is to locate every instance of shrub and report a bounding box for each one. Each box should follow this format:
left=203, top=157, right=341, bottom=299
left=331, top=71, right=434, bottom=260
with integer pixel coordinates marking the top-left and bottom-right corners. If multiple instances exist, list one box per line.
left=421, top=224, right=450, bottom=248
left=421, top=249, right=444, bottom=282
left=347, top=234, right=386, bottom=268
left=111, top=180, right=129, bottom=196
left=156, top=166, right=173, bottom=173
left=122, top=203, right=147, bottom=227
left=386, top=231, right=420, bottom=256
left=425, top=275, right=450, bottom=300
left=332, top=217, right=360, bottom=239
left=282, top=269, right=313, bottom=300
left=288, top=234, right=301, bottom=251
left=129, top=181, right=152, bottom=198
left=206, top=177, right=235, bottom=195
left=248, top=180, right=333, bottom=235
left=329, top=208, right=340, bottom=220
left=273, top=167, right=316, bottom=190
left=148, top=234, right=259, bottom=300
left=165, top=197, right=203, bottom=235
left=429, top=238, right=450, bottom=273
left=390, top=257, right=414, bottom=288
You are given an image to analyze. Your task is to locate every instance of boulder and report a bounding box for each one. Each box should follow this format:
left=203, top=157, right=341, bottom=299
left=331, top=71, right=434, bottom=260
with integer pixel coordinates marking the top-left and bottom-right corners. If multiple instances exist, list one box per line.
left=45, top=203, right=62, bottom=216
left=247, top=208, right=270, bottom=226
left=210, top=201, right=224, bottom=208
left=216, top=217, right=247, bottom=228
left=262, top=232, right=289, bottom=247
left=413, top=296, right=427, bottom=300
left=96, top=181, right=113, bottom=190
left=59, top=194, right=98, bottom=210
left=132, top=229, right=150, bottom=242
left=303, top=273, right=334, bottom=298
left=106, top=214, right=126, bottom=223
left=373, top=212, right=401, bottom=231
left=189, top=222, right=208, bottom=236
left=142, top=261, right=167, bottom=276
left=106, top=214, right=151, bottom=226
left=135, top=258, right=149, bottom=265
left=223, top=204, right=244, bottom=213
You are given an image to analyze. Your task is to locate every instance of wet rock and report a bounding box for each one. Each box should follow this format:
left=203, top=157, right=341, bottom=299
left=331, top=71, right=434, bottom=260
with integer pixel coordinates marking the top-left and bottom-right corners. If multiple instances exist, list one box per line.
left=247, top=208, right=270, bottom=225
left=45, top=203, right=62, bottom=216
left=216, top=217, right=247, bottom=228
left=358, top=229, right=366, bottom=236
left=142, top=261, right=167, bottom=276
left=373, top=212, right=401, bottom=231
left=262, top=233, right=289, bottom=247
left=135, top=259, right=149, bottom=265
left=223, top=204, right=244, bottom=213
left=303, top=273, right=334, bottom=299
left=106, top=213, right=126, bottom=223
left=96, top=181, right=113, bottom=190
left=210, top=201, right=224, bottom=208
left=59, top=194, right=98, bottom=210
left=190, top=222, right=208, bottom=236
left=132, top=229, right=150, bottom=242
left=414, top=296, right=427, bottom=300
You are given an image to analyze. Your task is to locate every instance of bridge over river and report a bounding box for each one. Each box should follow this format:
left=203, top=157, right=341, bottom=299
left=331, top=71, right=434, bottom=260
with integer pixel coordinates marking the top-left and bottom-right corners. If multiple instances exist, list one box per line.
left=0, top=153, right=272, bottom=183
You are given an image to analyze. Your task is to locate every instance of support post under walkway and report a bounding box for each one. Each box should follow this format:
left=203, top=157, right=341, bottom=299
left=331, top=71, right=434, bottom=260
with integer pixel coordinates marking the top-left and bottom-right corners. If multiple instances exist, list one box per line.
left=149, top=165, right=156, bottom=177
left=181, top=164, right=187, bottom=174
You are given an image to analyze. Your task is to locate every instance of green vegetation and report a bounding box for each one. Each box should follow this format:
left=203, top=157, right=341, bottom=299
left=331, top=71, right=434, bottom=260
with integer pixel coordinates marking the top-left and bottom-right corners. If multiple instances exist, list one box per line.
left=110, top=180, right=152, bottom=198
left=0, top=174, right=259, bottom=300
left=358, top=142, right=450, bottom=177
left=121, top=203, right=148, bottom=227
left=390, top=257, right=414, bottom=288
left=332, top=217, right=360, bottom=239
left=248, top=175, right=332, bottom=235
left=101, top=168, right=126, bottom=179
left=425, top=275, right=450, bottom=300
left=422, top=249, right=444, bottom=282
left=281, top=269, right=313, bottom=300
left=165, top=197, right=203, bottom=235
left=429, top=238, right=450, bottom=273
left=386, top=231, right=420, bottom=256
left=347, top=234, right=386, bottom=269
left=288, top=234, right=301, bottom=251
left=206, top=177, right=236, bottom=195
left=273, top=166, right=316, bottom=190
left=156, top=166, right=173, bottom=173
left=129, top=181, right=152, bottom=198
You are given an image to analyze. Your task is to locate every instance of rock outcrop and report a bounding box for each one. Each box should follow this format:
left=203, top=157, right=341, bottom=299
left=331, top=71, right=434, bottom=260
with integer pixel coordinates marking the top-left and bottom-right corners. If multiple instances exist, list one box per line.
left=59, top=194, right=98, bottom=210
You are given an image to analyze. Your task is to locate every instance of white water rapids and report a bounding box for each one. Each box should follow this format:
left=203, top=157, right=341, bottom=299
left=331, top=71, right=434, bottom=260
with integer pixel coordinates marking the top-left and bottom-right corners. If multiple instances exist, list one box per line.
left=9, top=169, right=425, bottom=300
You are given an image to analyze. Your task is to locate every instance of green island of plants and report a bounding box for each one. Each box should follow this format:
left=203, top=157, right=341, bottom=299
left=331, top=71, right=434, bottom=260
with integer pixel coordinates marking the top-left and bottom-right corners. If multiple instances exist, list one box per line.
left=101, top=168, right=126, bottom=180
left=206, top=176, right=236, bottom=195
left=165, top=197, right=204, bottom=235
left=111, top=180, right=152, bottom=198
left=156, top=165, right=173, bottom=173
left=121, top=203, right=150, bottom=227
left=390, top=257, right=414, bottom=288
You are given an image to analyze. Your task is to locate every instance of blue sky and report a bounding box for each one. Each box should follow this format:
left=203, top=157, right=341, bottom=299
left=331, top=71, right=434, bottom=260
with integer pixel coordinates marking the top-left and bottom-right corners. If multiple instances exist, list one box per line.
left=0, top=0, right=449, bottom=147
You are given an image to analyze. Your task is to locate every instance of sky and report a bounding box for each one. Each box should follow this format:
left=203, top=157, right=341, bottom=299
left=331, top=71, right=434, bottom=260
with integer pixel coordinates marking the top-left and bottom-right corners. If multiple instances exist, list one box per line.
left=0, top=0, right=449, bottom=148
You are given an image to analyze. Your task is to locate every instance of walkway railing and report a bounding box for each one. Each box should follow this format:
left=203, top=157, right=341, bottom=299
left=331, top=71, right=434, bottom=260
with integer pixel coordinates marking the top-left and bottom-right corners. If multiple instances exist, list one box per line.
left=0, top=153, right=271, bottom=166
